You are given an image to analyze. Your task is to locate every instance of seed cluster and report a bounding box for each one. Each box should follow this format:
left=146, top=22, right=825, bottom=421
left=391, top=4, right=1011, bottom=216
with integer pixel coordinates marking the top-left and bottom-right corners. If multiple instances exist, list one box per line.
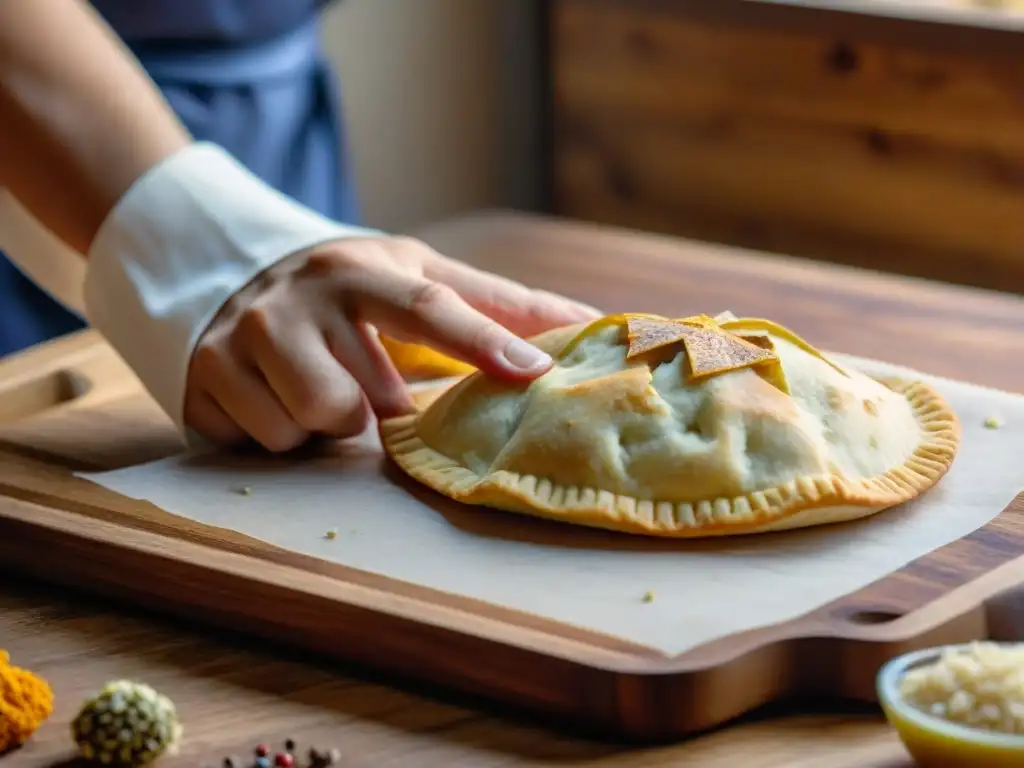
left=70, top=680, right=182, bottom=766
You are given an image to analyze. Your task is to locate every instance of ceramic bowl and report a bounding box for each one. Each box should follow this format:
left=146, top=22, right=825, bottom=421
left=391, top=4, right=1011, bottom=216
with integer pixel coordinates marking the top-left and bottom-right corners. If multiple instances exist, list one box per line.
left=877, top=644, right=1024, bottom=768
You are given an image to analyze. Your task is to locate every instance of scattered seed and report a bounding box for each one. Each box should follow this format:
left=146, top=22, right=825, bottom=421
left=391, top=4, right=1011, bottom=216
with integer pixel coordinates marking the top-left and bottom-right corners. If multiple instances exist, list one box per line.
left=984, top=416, right=1004, bottom=430
left=235, top=486, right=253, bottom=496
left=325, top=529, right=338, bottom=540
left=641, top=590, right=655, bottom=603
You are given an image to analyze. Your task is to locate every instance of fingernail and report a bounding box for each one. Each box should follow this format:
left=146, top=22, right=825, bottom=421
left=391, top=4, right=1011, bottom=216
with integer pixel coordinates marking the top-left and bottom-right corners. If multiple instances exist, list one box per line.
left=502, top=338, right=553, bottom=372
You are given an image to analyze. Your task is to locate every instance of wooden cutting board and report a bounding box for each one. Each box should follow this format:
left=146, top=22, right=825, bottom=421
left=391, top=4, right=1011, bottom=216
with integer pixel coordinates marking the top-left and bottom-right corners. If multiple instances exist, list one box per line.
left=1, top=329, right=1023, bottom=744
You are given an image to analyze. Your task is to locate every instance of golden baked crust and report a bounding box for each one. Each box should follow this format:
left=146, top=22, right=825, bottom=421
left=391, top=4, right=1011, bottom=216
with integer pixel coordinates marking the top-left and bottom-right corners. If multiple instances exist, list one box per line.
left=380, top=314, right=961, bottom=538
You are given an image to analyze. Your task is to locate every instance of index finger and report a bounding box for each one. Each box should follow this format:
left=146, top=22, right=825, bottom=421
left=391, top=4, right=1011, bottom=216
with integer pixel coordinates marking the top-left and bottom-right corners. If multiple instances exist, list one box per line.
left=424, top=256, right=602, bottom=338
left=351, top=270, right=555, bottom=381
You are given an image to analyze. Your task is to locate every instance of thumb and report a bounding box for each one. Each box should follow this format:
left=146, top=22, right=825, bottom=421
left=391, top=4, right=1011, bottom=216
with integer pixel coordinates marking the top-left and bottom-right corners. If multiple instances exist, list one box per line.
left=355, top=273, right=555, bottom=381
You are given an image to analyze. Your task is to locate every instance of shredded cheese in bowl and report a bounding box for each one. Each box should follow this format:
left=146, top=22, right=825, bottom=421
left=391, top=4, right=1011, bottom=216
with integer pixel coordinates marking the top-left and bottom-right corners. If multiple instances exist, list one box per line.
left=898, top=642, right=1024, bottom=734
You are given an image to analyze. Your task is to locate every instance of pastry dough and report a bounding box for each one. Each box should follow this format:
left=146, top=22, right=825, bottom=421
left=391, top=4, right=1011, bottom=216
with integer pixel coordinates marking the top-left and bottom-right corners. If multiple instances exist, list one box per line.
left=380, top=313, right=961, bottom=538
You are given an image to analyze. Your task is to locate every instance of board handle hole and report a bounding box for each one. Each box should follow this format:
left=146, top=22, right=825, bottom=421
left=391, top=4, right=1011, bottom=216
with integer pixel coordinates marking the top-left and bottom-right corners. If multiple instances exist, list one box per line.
left=826, top=42, right=860, bottom=74
left=845, top=609, right=904, bottom=625
left=0, top=369, right=91, bottom=425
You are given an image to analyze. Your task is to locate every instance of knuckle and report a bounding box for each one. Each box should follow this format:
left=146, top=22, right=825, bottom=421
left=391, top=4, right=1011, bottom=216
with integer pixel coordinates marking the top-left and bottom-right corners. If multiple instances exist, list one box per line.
left=291, top=395, right=335, bottom=431
left=292, top=385, right=364, bottom=433
left=469, top=319, right=508, bottom=354
left=407, top=280, right=456, bottom=317
left=302, top=248, right=348, bottom=277
left=189, top=343, right=227, bottom=382
left=236, top=305, right=275, bottom=343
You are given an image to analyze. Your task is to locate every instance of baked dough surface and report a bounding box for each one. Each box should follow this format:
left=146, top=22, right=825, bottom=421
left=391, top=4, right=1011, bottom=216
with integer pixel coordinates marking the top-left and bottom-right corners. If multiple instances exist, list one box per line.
left=380, top=314, right=960, bottom=537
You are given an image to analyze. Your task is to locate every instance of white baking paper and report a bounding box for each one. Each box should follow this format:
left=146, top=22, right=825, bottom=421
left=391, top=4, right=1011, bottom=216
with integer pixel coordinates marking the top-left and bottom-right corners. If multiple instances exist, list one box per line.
left=78, top=355, right=1024, bottom=656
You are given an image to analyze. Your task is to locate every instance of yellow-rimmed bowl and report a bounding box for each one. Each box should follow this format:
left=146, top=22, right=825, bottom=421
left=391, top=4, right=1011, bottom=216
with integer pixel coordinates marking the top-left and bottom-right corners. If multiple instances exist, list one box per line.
left=877, top=644, right=1024, bottom=768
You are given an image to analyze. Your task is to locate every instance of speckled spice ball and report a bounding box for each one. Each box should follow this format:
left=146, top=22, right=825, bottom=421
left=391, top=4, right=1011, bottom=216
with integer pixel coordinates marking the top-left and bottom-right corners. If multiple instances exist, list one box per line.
left=70, top=680, right=182, bottom=766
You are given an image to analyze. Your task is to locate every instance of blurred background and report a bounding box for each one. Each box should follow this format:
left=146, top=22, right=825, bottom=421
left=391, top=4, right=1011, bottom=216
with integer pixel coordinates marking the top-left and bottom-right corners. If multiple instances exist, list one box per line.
left=320, top=0, right=544, bottom=233
left=324, top=0, right=1024, bottom=294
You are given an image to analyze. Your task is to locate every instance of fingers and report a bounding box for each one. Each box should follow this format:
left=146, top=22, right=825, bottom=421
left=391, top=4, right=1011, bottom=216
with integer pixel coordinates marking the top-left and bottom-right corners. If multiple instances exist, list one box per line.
left=238, top=309, right=375, bottom=439
left=352, top=269, right=556, bottom=381
left=189, top=303, right=416, bottom=453
left=181, top=238, right=601, bottom=451
left=323, top=320, right=415, bottom=419
left=191, top=343, right=310, bottom=452
left=183, top=390, right=247, bottom=446
left=423, top=255, right=602, bottom=338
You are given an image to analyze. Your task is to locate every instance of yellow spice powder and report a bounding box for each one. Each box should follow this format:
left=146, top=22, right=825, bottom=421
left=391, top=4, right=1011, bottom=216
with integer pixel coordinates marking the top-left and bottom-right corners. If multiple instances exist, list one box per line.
left=0, top=650, right=54, bottom=753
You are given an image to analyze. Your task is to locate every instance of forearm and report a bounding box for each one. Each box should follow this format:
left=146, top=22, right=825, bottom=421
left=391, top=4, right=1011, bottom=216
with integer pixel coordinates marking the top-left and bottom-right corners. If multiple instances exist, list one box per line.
left=0, top=0, right=379, bottom=436
left=0, top=0, right=190, bottom=255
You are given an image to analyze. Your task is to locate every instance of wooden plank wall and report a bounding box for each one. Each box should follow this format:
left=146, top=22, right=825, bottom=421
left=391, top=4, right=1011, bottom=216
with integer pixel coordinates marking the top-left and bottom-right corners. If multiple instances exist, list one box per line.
left=547, top=0, right=1024, bottom=293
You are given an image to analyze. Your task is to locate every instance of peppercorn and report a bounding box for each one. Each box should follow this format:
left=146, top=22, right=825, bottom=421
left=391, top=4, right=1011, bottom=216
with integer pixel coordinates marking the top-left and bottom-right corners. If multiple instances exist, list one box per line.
left=284, top=738, right=296, bottom=751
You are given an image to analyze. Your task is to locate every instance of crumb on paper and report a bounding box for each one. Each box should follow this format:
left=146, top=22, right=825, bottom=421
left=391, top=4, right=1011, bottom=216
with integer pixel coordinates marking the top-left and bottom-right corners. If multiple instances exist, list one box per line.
left=234, top=485, right=253, bottom=496
left=984, top=416, right=1004, bottom=430
left=325, top=529, right=338, bottom=540
left=641, top=590, right=655, bottom=604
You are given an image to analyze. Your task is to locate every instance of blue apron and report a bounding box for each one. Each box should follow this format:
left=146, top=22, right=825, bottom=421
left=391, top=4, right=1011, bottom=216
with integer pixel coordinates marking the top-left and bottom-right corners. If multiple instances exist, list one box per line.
left=0, top=0, right=358, bottom=357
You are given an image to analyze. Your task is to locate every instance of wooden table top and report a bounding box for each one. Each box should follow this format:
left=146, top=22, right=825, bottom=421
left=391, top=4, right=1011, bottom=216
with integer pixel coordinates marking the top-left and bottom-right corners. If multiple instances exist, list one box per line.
left=5, top=210, right=1024, bottom=767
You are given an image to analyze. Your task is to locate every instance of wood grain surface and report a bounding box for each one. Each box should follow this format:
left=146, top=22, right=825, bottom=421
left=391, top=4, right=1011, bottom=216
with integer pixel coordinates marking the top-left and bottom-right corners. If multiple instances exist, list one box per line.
left=0, top=363, right=1020, bottom=745
left=4, top=210, right=1024, bottom=766
left=547, top=0, right=1024, bottom=292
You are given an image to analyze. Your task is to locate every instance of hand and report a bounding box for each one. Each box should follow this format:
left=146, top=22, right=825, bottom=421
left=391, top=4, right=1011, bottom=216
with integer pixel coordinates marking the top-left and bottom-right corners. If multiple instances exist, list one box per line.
left=183, top=235, right=601, bottom=452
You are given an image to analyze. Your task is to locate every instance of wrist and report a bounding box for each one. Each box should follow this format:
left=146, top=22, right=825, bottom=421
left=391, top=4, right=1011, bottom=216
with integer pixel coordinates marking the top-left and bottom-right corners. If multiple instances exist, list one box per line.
left=83, top=141, right=381, bottom=441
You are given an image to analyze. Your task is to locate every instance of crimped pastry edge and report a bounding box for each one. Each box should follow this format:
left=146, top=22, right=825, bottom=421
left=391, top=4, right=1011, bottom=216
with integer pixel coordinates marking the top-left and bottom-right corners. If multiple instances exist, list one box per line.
left=379, top=377, right=961, bottom=538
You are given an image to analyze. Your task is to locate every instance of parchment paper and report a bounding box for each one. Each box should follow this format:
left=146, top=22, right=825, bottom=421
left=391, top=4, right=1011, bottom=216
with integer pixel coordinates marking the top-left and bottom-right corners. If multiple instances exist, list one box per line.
left=79, top=354, right=1024, bottom=656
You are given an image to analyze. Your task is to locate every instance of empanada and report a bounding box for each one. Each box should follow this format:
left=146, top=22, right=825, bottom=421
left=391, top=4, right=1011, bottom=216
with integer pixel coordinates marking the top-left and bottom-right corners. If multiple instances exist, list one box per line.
left=380, top=313, right=960, bottom=537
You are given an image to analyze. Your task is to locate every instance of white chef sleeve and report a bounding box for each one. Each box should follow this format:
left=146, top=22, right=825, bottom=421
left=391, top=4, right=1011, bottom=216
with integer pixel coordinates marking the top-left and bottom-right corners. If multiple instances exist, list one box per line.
left=84, top=141, right=381, bottom=441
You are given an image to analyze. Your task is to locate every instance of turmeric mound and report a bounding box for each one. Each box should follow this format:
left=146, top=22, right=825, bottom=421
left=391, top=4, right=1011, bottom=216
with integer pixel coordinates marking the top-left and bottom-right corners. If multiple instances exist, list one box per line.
left=0, top=650, right=54, bottom=754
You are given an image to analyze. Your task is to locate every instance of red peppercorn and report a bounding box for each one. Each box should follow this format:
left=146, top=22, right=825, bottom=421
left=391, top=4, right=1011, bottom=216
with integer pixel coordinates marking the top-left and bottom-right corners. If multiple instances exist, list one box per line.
left=274, top=754, right=294, bottom=768
left=256, top=744, right=270, bottom=757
